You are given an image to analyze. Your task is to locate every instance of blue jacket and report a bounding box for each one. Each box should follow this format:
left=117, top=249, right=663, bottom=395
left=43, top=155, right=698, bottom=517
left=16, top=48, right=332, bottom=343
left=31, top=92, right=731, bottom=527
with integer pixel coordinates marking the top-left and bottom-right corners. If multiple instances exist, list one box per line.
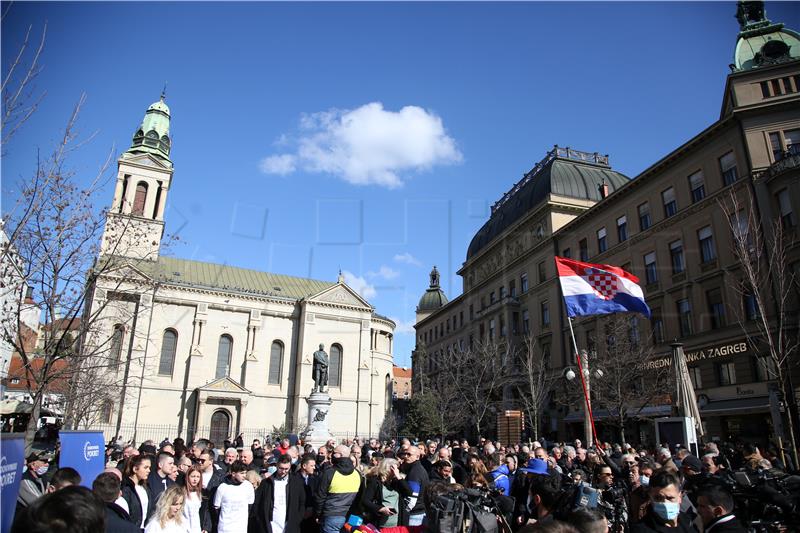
left=490, top=465, right=511, bottom=496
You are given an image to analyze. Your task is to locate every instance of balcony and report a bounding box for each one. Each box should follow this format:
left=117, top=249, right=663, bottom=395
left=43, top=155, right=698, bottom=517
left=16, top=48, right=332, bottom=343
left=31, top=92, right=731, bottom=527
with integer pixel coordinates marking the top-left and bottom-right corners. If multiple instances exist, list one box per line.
left=755, top=150, right=800, bottom=181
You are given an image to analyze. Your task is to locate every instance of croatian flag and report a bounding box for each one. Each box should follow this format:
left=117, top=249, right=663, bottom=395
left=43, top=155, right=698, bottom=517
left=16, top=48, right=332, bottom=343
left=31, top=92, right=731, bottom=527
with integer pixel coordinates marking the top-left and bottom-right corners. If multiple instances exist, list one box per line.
left=555, top=257, right=651, bottom=318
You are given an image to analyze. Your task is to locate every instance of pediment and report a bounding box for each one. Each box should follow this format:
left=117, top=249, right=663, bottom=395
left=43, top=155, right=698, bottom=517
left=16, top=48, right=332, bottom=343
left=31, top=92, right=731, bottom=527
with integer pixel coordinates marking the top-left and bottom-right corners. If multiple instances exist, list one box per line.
left=99, top=260, right=153, bottom=283
left=197, top=376, right=250, bottom=394
left=309, top=283, right=373, bottom=309
left=121, top=153, right=170, bottom=170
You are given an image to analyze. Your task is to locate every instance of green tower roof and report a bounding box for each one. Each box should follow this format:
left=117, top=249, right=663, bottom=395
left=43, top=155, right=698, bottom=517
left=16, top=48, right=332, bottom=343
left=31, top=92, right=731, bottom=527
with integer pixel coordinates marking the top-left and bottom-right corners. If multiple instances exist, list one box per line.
left=732, top=1, right=800, bottom=72
left=417, top=266, right=448, bottom=312
left=125, top=94, right=172, bottom=166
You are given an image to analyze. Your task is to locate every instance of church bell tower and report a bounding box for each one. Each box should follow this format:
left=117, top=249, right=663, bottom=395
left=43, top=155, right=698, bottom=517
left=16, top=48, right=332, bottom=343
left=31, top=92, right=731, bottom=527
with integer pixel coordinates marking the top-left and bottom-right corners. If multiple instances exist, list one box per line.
left=99, top=94, right=174, bottom=260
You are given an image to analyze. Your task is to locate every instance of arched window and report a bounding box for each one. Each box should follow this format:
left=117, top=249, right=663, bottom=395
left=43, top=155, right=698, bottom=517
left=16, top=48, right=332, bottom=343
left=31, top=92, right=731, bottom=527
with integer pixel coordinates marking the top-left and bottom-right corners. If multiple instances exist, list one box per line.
left=268, top=340, right=283, bottom=385
left=158, top=329, right=178, bottom=376
left=132, top=182, right=147, bottom=216
left=110, top=325, right=124, bottom=363
left=215, top=335, right=233, bottom=379
left=209, top=409, right=230, bottom=444
left=329, top=343, right=342, bottom=388
left=100, top=400, right=113, bottom=424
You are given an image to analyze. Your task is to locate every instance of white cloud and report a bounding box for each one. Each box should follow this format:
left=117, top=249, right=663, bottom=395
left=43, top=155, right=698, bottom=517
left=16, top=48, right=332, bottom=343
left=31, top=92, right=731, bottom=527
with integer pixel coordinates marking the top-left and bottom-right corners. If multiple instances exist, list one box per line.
left=389, top=317, right=416, bottom=335
left=393, top=252, right=421, bottom=267
left=342, top=270, right=376, bottom=300
left=367, top=265, right=400, bottom=280
left=259, top=154, right=296, bottom=175
left=259, top=102, right=463, bottom=188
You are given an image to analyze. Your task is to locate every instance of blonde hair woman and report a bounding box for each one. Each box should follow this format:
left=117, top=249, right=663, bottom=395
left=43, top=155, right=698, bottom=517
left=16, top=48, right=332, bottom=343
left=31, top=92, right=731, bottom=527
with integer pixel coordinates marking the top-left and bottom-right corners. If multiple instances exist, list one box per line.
left=245, top=469, right=262, bottom=490
left=360, top=458, right=411, bottom=528
left=145, top=485, right=186, bottom=533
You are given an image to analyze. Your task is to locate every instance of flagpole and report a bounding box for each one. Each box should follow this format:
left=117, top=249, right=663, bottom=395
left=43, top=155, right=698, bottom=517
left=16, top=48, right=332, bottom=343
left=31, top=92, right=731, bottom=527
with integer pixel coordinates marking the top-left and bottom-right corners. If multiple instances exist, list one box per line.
left=567, top=316, right=600, bottom=447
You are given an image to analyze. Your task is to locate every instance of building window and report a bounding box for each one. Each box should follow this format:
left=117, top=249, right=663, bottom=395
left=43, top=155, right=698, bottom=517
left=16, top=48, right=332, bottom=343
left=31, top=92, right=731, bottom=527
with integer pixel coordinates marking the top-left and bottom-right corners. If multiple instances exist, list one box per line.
left=132, top=182, right=148, bottom=216
left=522, top=309, right=530, bottom=333
left=538, top=261, right=546, bottom=283
left=215, top=335, right=233, bottom=379
left=521, top=272, right=528, bottom=293
left=698, top=226, right=716, bottom=263
left=512, top=312, right=519, bottom=334
left=644, top=252, right=658, bottom=284
left=777, top=189, right=796, bottom=228
left=579, top=238, right=589, bottom=261
left=730, top=210, right=753, bottom=250
left=689, top=366, right=702, bottom=390
left=669, top=240, right=685, bottom=274
left=469, top=304, right=474, bottom=319
left=787, top=128, right=800, bottom=155
left=540, top=300, right=550, bottom=326
left=616, top=215, right=627, bottom=242
left=111, top=324, right=125, bottom=363
left=688, top=171, right=705, bottom=203
left=770, top=132, right=783, bottom=160
left=500, top=317, right=506, bottom=337
left=490, top=291, right=496, bottom=304
left=329, top=344, right=342, bottom=388
left=489, top=319, right=496, bottom=340
left=597, top=227, right=607, bottom=253
left=717, top=361, right=736, bottom=386
left=662, top=187, right=677, bottom=218
left=638, top=202, right=651, bottom=231
left=268, top=341, right=283, bottom=385
left=651, top=309, right=664, bottom=344
left=707, top=288, right=726, bottom=329
left=562, top=247, right=571, bottom=259
left=460, top=311, right=464, bottom=327
left=158, top=329, right=178, bottom=376
left=719, top=151, right=738, bottom=186
left=509, top=281, right=516, bottom=298
left=677, top=299, right=692, bottom=337
left=499, top=286, right=506, bottom=299
left=755, top=356, right=777, bottom=382
left=101, top=401, right=113, bottom=424
left=743, top=292, right=760, bottom=321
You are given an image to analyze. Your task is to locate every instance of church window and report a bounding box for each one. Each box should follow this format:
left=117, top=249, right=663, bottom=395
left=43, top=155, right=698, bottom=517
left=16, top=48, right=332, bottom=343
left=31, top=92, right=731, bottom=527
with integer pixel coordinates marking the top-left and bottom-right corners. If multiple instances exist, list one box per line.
left=101, top=400, right=113, bottom=424
left=329, top=344, right=343, bottom=388
left=215, top=335, right=233, bottom=379
left=111, top=324, right=124, bottom=363
left=132, top=182, right=148, bottom=216
left=158, top=329, right=178, bottom=376
left=119, top=176, right=129, bottom=213
left=268, top=341, right=283, bottom=385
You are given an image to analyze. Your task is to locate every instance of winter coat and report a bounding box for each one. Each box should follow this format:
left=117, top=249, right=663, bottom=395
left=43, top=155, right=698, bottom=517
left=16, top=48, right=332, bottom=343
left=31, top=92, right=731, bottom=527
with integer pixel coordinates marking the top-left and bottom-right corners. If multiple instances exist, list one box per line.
left=121, top=476, right=156, bottom=529
left=360, top=475, right=412, bottom=527
left=314, top=457, right=364, bottom=518
left=104, top=502, right=140, bottom=533
left=248, top=472, right=306, bottom=533
left=489, top=465, right=511, bottom=495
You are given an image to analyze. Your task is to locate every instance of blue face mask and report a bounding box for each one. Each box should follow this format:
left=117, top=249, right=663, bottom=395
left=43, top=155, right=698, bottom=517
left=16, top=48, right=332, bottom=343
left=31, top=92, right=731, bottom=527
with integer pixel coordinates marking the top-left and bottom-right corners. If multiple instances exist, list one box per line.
left=639, top=475, right=650, bottom=486
left=652, top=501, right=680, bottom=521
left=267, top=466, right=277, bottom=475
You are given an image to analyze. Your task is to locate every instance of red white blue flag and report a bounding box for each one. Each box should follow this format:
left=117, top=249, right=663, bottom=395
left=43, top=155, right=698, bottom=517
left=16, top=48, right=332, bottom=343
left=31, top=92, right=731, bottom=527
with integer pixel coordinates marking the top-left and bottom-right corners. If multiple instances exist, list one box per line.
left=555, top=257, right=651, bottom=318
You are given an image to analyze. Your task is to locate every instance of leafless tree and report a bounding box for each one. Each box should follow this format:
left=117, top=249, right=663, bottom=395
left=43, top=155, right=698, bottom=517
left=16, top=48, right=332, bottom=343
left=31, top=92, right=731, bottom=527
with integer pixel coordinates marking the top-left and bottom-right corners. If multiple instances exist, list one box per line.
left=405, top=345, right=466, bottom=439
left=720, top=188, right=799, bottom=467
left=512, top=334, right=558, bottom=440
left=585, top=315, right=671, bottom=444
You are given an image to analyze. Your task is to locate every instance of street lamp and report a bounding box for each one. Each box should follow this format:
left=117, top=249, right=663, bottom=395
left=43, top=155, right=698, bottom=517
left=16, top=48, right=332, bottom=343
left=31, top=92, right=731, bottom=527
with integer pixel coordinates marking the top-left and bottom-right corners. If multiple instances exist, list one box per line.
left=563, top=350, right=602, bottom=447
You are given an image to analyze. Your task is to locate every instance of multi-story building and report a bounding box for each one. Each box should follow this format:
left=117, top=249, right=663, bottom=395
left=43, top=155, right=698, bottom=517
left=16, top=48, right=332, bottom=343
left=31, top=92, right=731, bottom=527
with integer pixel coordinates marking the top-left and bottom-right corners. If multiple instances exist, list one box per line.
left=414, top=2, right=799, bottom=446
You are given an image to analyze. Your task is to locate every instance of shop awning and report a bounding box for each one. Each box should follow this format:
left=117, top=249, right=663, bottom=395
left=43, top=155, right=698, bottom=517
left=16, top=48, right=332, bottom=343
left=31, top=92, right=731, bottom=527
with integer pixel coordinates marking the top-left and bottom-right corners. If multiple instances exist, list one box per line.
left=699, top=396, right=769, bottom=415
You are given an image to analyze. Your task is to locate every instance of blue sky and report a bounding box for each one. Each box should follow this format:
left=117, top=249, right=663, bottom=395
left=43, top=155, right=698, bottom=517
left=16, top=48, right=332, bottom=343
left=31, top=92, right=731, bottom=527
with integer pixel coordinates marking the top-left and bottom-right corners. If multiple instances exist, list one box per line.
left=3, top=1, right=799, bottom=367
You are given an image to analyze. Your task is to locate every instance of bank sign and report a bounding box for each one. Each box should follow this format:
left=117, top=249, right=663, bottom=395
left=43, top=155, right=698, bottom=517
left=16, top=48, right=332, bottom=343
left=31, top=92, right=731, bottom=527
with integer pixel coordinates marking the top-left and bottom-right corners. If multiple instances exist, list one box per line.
left=643, top=341, right=748, bottom=370
left=59, top=431, right=105, bottom=488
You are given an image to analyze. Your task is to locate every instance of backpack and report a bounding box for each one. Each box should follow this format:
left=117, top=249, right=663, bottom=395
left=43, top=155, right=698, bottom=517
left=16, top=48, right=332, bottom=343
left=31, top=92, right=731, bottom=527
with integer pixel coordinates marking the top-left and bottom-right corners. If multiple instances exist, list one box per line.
left=427, top=488, right=509, bottom=533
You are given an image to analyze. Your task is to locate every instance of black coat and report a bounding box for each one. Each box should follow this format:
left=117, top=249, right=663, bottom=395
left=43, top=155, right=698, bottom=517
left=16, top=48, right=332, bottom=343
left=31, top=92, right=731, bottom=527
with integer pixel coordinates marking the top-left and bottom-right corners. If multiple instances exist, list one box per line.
left=201, top=468, right=226, bottom=533
left=630, top=509, right=699, bottom=533
left=705, top=515, right=747, bottom=533
left=104, top=502, right=140, bottom=533
left=147, top=471, right=175, bottom=503
left=360, top=475, right=412, bottom=527
left=249, top=473, right=306, bottom=533
left=121, top=476, right=156, bottom=528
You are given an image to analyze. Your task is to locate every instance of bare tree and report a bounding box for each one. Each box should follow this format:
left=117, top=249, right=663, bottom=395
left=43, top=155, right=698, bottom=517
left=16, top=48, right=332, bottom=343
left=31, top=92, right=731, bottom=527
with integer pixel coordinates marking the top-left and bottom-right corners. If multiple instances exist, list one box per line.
left=720, top=188, right=799, bottom=467
left=513, top=334, right=557, bottom=439
left=586, top=315, right=671, bottom=444
left=440, top=339, right=511, bottom=440
left=404, top=345, right=466, bottom=439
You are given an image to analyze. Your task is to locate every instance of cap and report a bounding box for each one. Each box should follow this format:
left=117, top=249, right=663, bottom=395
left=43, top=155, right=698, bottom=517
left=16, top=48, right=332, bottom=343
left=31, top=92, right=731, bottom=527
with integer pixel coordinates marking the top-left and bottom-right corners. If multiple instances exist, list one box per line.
left=26, top=452, right=52, bottom=463
left=519, top=458, right=549, bottom=476
left=681, top=455, right=703, bottom=472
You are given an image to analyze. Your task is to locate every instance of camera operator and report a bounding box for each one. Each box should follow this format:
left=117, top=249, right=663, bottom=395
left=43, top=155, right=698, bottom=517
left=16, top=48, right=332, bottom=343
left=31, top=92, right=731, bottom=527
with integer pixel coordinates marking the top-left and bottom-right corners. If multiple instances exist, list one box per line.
left=593, top=464, right=628, bottom=532
left=695, top=484, right=746, bottom=532
left=631, top=470, right=696, bottom=533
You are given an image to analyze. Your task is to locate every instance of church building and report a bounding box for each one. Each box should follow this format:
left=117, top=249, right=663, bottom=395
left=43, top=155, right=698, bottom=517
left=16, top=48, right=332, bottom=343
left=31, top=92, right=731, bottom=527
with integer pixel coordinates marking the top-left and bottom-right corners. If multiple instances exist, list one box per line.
left=88, top=97, right=396, bottom=444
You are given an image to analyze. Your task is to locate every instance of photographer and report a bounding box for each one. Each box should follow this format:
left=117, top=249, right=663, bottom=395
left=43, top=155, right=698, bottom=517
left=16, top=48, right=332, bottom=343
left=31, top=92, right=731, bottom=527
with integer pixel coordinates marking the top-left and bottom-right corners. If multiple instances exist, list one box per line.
left=593, top=464, right=628, bottom=533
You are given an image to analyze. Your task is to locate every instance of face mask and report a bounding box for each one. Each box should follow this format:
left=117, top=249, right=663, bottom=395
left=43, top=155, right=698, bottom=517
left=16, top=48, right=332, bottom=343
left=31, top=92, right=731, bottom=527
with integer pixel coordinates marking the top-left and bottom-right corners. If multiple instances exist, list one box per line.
left=35, top=466, right=49, bottom=476
left=652, top=501, right=680, bottom=521
left=639, top=475, right=650, bottom=486
left=267, top=466, right=277, bottom=475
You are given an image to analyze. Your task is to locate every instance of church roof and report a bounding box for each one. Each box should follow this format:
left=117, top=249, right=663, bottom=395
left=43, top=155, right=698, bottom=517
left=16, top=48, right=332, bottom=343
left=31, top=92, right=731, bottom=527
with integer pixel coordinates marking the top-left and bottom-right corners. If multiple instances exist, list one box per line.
left=141, top=256, right=335, bottom=300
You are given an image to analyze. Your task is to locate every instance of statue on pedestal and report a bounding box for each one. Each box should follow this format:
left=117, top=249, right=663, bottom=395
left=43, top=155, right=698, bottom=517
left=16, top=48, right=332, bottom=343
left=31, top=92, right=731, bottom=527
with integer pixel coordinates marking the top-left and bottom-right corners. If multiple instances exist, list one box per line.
left=312, top=343, right=329, bottom=393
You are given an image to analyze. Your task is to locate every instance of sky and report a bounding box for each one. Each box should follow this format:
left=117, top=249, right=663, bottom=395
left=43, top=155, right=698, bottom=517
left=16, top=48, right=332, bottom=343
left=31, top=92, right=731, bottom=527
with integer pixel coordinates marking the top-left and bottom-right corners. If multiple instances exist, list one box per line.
left=3, top=1, right=799, bottom=367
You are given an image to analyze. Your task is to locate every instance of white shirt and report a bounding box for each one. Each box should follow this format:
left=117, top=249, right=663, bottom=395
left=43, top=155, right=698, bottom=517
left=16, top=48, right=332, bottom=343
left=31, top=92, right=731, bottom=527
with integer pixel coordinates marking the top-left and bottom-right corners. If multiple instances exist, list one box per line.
left=201, top=469, right=213, bottom=488
left=144, top=517, right=188, bottom=533
left=115, top=495, right=130, bottom=514
left=135, top=484, right=150, bottom=528
left=213, top=481, right=255, bottom=533
left=271, top=476, right=289, bottom=533
left=182, top=491, right=203, bottom=533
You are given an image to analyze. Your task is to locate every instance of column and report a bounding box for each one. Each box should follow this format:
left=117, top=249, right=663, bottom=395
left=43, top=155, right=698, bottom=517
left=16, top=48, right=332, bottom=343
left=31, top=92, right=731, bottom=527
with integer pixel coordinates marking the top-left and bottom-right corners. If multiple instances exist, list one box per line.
left=238, top=399, right=248, bottom=435
left=195, top=397, right=206, bottom=437
left=123, top=176, right=136, bottom=214
left=111, top=177, right=124, bottom=212
left=156, top=185, right=168, bottom=220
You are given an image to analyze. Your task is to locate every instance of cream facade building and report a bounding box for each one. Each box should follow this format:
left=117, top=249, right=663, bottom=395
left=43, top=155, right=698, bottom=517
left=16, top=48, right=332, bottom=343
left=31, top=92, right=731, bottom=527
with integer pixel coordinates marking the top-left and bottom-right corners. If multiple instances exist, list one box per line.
left=88, top=97, right=395, bottom=444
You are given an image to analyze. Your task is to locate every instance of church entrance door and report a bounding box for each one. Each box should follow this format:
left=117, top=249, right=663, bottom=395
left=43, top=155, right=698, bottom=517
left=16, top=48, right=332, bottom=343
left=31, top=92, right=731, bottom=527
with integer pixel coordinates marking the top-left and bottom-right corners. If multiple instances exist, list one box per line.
left=210, top=409, right=230, bottom=444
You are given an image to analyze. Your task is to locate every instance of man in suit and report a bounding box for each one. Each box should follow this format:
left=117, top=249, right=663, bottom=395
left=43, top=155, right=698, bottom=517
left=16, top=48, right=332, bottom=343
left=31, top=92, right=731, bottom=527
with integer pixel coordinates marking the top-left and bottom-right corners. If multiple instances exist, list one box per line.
left=250, top=454, right=306, bottom=533
left=199, top=449, right=226, bottom=532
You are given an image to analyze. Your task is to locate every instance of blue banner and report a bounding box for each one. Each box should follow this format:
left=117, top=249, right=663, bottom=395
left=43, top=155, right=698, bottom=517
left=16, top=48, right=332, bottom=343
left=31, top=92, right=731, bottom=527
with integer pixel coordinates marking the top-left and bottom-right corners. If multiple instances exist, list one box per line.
left=59, top=431, right=105, bottom=489
left=1, top=434, right=25, bottom=533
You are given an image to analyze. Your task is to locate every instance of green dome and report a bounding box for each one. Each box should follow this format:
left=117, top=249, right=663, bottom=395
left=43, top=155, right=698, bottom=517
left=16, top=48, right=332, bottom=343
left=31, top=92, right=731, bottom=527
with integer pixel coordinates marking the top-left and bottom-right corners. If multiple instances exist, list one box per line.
left=148, top=99, right=170, bottom=116
left=125, top=95, right=172, bottom=164
left=417, top=266, right=448, bottom=312
left=733, top=1, right=800, bottom=71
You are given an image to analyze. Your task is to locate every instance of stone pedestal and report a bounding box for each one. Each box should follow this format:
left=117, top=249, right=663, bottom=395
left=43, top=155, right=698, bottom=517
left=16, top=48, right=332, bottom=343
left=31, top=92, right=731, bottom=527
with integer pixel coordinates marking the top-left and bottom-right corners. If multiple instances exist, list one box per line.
left=302, top=391, right=333, bottom=448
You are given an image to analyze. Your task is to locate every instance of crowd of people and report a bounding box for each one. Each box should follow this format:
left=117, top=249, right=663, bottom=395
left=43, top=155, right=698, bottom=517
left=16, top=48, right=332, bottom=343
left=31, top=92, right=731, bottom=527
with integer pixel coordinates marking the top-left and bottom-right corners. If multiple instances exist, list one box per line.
left=11, top=433, right=800, bottom=533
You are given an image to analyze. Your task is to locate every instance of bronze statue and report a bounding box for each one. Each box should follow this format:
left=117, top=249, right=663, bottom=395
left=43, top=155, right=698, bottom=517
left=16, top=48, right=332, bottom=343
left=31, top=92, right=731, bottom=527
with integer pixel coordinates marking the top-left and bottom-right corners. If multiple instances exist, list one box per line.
left=312, top=343, right=329, bottom=392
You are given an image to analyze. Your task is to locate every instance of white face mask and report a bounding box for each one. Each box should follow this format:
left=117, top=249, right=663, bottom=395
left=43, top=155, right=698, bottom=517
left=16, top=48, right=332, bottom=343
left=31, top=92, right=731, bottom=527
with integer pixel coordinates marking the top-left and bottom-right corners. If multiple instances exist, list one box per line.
left=35, top=465, right=49, bottom=476
left=639, top=475, right=650, bottom=486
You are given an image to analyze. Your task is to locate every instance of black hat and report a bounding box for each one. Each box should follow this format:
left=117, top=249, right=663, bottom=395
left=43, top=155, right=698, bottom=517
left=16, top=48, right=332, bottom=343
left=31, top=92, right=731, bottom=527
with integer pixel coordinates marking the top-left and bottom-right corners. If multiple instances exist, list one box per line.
left=26, top=452, right=51, bottom=463
left=681, top=455, right=703, bottom=472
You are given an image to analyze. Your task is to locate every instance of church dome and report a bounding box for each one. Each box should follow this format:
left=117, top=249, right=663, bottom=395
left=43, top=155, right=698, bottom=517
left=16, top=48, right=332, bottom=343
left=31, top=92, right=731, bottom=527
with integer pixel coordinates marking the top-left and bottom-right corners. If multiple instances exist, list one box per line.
left=417, top=266, right=448, bottom=312
left=732, top=1, right=800, bottom=71
left=147, top=98, right=171, bottom=116
left=125, top=94, right=172, bottom=164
